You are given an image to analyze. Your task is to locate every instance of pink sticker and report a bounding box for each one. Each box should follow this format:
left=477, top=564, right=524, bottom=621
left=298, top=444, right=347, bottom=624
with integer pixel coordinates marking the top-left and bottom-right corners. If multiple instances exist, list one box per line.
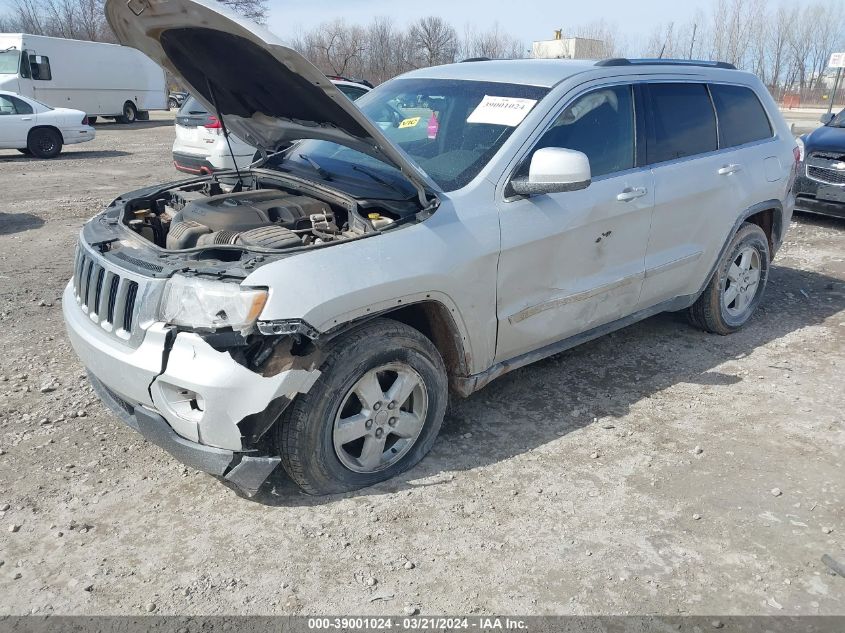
left=427, top=113, right=439, bottom=139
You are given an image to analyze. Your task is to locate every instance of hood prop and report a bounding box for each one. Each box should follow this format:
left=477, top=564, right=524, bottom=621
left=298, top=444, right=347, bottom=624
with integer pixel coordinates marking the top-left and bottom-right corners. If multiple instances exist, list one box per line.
left=205, top=76, right=244, bottom=191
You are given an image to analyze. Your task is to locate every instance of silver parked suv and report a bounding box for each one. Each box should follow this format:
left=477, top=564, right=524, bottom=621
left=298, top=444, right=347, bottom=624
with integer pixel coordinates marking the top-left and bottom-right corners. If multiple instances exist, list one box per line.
left=63, top=0, right=798, bottom=495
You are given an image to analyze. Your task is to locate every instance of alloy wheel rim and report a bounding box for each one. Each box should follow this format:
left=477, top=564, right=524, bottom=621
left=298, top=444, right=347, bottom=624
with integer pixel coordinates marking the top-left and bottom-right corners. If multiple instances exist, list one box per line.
left=38, top=136, right=55, bottom=154
left=333, top=362, right=428, bottom=473
left=723, top=246, right=761, bottom=317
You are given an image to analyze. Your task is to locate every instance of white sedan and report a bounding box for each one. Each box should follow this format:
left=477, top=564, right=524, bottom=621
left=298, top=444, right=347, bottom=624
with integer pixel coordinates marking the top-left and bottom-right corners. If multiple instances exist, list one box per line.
left=0, top=91, right=95, bottom=158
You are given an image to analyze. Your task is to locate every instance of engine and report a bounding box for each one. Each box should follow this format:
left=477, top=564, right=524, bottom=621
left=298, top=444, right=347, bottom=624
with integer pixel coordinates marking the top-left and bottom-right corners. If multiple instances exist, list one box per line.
left=165, top=189, right=333, bottom=250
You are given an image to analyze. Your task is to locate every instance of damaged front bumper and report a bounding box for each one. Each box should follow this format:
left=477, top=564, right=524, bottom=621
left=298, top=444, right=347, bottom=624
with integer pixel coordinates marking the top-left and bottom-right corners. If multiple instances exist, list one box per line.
left=62, top=282, right=320, bottom=495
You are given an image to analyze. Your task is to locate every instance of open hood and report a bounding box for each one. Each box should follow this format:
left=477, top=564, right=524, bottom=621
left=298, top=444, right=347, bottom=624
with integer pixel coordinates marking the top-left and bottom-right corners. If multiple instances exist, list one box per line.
left=105, top=0, right=437, bottom=202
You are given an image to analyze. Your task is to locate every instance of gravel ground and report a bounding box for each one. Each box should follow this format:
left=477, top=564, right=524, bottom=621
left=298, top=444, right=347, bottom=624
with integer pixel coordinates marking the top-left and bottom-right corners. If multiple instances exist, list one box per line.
left=0, top=113, right=843, bottom=616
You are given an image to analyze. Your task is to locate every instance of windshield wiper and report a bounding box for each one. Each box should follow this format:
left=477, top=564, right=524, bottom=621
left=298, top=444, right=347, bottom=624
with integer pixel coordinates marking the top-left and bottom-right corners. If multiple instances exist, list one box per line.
left=298, top=153, right=333, bottom=181
left=350, top=164, right=405, bottom=195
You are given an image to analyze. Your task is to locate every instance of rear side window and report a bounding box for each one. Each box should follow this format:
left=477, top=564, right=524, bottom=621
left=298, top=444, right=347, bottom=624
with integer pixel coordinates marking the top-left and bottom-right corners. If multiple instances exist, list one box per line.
left=28, top=54, right=51, bottom=81
left=0, top=95, right=32, bottom=115
left=709, top=84, right=772, bottom=147
left=646, top=83, right=717, bottom=164
left=11, top=96, right=33, bottom=114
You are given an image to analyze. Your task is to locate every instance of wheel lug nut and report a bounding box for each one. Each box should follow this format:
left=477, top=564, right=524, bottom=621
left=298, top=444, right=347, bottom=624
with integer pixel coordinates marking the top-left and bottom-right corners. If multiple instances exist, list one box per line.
left=389, top=417, right=397, bottom=426
left=373, top=402, right=381, bottom=411
left=375, top=428, right=384, bottom=438
left=365, top=420, right=373, bottom=429
left=388, top=401, right=396, bottom=410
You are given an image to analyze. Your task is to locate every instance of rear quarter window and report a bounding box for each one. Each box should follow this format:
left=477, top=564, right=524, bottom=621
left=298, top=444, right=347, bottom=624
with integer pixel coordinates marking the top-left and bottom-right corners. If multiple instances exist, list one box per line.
left=645, top=83, right=717, bottom=164
left=709, top=84, right=773, bottom=147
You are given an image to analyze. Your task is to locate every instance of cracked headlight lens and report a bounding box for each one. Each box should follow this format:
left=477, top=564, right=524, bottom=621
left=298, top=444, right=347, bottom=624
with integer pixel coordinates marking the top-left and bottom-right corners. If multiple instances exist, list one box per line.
left=159, top=275, right=267, bottom=332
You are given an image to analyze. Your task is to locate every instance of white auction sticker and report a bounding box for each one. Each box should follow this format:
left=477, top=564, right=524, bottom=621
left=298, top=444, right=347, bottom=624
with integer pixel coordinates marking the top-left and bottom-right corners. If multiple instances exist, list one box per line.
left=467, top=95, right=538, bottom=127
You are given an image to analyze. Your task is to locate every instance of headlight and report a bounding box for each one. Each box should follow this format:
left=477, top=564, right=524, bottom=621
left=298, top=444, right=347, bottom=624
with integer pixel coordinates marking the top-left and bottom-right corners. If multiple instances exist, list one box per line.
left=159, top=275, right=267, bottom=332
left=796, top=136, right=805, bottom=162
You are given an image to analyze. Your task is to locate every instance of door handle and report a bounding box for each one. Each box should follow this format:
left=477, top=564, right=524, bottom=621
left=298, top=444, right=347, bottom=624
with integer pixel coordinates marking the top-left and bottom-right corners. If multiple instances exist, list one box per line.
left=21, top=117, right=33, bottom=121
left=616, top=186, right=648, bottom=202
left=718, top=164, right=743, bottom=175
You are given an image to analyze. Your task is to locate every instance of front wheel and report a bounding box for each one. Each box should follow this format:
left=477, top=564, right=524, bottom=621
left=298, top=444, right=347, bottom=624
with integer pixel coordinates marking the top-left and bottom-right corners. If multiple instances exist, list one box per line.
left=688, top=222, right=770, bottom=335
left=276, top=318, right=448, bottom=495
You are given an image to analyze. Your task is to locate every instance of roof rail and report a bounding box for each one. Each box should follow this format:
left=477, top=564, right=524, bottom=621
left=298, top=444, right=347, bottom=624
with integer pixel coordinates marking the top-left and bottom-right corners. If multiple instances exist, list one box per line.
left=460, top=57, right=492, bottom=63
left=596, top=58, right=737, bottom=70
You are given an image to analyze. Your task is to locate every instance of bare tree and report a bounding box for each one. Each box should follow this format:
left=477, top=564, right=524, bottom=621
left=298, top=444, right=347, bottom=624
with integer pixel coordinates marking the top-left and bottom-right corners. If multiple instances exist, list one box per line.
left=217, top=0, right=268, bottom=25
left=461, top=22, right=525, bottom=60
left=409, top=16, right=458, bottom=67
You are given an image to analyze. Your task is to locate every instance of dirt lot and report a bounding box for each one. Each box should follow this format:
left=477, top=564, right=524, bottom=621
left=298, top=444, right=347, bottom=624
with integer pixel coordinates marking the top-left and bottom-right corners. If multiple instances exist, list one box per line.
left=0, top=113, right=843, bottom=617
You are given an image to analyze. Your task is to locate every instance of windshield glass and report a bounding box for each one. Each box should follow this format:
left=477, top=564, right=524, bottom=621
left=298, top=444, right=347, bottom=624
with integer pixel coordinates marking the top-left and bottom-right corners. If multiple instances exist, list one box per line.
left=829, top=109, right=845, bottom=128
left=0, top=49, right=21, bottom=75
left=266, top=78, right=549, bottom=192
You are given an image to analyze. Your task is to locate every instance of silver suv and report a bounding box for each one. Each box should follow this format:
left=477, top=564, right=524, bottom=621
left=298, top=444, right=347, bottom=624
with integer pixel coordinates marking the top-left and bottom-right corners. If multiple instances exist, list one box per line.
left=64, top=0, right=798, bottom=496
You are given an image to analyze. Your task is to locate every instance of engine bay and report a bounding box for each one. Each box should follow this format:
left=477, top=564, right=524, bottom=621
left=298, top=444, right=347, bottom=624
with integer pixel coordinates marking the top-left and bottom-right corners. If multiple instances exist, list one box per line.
left=121, top=174, right=414, bottom=254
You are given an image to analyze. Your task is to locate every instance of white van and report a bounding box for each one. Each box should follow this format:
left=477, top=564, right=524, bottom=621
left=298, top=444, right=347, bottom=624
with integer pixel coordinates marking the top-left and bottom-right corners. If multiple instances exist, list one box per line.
left=0, top=33, right=166, bottom=123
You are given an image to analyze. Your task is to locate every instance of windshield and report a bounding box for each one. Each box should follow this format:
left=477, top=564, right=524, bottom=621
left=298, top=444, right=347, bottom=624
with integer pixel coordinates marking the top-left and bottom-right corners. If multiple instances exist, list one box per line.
left=266, top=78, right=549, bottom=192
left=829, top=109, right=845, bottom=128
left=0, top=49, right=21, bottom=75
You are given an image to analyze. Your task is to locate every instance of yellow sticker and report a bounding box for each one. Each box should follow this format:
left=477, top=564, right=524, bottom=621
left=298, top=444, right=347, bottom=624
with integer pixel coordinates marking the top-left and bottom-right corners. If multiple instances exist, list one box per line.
left=398, top=116, right=421, bottom=129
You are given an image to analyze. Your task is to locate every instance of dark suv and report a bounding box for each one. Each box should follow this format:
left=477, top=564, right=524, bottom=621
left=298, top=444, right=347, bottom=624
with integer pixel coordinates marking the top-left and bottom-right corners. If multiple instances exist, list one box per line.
left=795, top=109, right=845, bottom=218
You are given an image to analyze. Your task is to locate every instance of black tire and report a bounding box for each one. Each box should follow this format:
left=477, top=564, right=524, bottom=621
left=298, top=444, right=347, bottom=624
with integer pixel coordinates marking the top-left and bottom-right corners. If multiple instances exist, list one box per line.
left=276, top=318, right=448, bottom=495
left=116, top=101, right=137, bottom=123
left=27, top=128, right=62, bottom=159
left=688, top=222, right=770, bottom=335
left=168, top=98, right=178, bottom=109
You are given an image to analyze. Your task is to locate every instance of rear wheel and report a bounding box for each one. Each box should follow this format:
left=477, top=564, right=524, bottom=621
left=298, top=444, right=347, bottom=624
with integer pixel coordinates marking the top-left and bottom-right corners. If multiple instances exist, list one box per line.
left=168, top=98, right=179, bottom=109
left=687, top=222, right=770, bottom=335
left=27, top=128, right=62, bottom=158
left=116, top=101, right=137, bottom=123
left=276, top=318, right=448, bottom=495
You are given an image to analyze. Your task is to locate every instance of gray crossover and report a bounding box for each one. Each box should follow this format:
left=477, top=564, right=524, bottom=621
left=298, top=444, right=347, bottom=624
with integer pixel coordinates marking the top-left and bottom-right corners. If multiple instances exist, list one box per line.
left=63, top=0, right=798, bottom=495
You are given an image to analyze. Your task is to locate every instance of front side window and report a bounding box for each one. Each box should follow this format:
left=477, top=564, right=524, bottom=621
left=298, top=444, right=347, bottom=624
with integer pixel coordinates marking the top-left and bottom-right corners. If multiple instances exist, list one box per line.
left=267, top=78, right=550, bottom=192
left=524, top=85, right=635, bottom=179
left=29, top=55, right=52, bottom=81
left=646, top=83, right=717, bottom=164
left=710, top=84, right=772, bottom=147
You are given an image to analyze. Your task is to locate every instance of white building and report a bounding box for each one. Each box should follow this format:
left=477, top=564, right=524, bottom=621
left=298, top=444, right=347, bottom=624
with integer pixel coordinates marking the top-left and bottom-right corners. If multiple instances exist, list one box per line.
left=532, top=31, right=606, bottom=60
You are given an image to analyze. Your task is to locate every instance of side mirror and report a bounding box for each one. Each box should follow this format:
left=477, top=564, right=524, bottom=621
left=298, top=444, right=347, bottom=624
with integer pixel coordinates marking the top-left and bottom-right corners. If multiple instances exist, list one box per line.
left=820, top=113, right=834, bottom=125
left=509, top=148, right=591, bottom=196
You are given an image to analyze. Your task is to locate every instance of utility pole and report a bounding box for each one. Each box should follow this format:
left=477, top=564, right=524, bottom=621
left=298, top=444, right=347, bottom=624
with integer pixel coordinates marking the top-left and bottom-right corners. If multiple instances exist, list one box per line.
left=688, top=23, right=697, bottom=60
left=828, top=67, right=842, bottom=115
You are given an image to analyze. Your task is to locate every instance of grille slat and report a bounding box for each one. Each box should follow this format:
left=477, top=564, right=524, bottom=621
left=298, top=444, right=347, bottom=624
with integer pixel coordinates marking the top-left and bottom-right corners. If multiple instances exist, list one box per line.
left=81, top=260, right=94, bottom=309
left=92, top=266, right=105, bottom=318
left=86, top=264, right=101, bottom=313
left=97, top=270, right=113, bottom=321
left=123, top=281, right=139, bottom=332
left=106, top=274, right=120, bottom=325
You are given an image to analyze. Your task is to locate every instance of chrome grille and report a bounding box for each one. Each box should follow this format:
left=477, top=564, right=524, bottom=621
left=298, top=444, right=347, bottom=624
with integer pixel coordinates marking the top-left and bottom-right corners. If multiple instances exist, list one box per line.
left=72, top=240, right=164, bottom=347
left=807, top=164, right=845, bottom=186
left=806, top=152, right=845, bottom=186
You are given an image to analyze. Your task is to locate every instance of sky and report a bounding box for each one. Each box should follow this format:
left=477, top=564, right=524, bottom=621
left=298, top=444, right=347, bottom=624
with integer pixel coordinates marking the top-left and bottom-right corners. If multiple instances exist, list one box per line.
left=266, top=0, right=700, bottom=50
